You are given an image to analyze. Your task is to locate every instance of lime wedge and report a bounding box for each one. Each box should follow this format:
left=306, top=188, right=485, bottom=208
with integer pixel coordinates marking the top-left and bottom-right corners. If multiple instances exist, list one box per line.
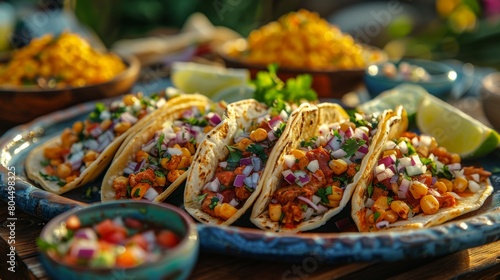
left=171, top=62, right=250, bottom=98
left=416, top=94, right=500, bottom=159
left=357, top=84, right=427, bottom=125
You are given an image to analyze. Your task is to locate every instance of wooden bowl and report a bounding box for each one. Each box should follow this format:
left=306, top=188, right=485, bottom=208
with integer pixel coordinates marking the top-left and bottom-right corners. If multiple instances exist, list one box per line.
left=0, top=54, right=140, bottom=133
left=218, top=39, right=387, bottom=99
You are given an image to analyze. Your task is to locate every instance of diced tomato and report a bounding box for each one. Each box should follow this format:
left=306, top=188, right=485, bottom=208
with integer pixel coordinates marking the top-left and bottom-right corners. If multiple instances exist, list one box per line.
left=128, top=234, right=148, bottom=251
left=95, top=219, right=127, bottom=244
left=116, top=247, right=139, bottom=268
left=123, top=217, right=143, bottom=229
left=156, top=230, right=180, bottom=248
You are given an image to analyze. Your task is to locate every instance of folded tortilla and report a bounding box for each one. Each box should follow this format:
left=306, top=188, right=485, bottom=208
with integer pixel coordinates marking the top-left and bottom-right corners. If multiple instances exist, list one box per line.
left=250, top=104, right=404, bottom=232
left=184, top=99, right=313, bottom=225
left=100, top=93, right=221, bottom=202
left=351, top=110, right=494, bottom=231
left=25, top=93, right=209, bottom=195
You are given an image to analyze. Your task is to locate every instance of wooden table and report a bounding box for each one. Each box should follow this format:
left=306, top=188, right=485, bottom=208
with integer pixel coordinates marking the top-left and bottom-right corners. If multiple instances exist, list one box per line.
left=1, top=199, right=499, bottom=280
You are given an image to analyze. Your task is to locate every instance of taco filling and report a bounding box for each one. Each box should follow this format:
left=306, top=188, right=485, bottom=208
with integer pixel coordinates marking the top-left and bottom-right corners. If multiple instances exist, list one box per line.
left=268, top=113, right=379, bottom=229
left=38, top=93, right=168, bottom=188
left=112, top=105, right=224, bottom=200
left=361, top=131, right=492, bottom=231
left=196, top=109, right=290, bottom=221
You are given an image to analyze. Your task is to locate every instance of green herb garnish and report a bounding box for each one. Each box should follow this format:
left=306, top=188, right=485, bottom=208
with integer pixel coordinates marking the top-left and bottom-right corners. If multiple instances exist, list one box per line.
left=226, top=145, right=243, bottom=171
left=341, top=138, right=366, bottom=158
left=367, top=184, right=374, bottom=198
left=196, top=193, right=208, bottom=204
left=209, top=197, right=219, bottom=210
left=246, top=144, right=268, bottom=163
left=316, top=185, right=333, bottom=204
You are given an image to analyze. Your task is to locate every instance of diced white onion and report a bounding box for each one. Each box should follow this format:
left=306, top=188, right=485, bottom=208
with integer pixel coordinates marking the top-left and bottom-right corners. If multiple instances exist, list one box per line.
left=420, top=135, right=432, bottom=147
left=144, top=187, right=159, bottom=201
left=307, top=160, right=319, bottom=173
left=468, top=180, right=481, bottom=193
left=471, top=174, right=480, bottom=182
left=397, top=141, right=408, bottom=154
left=375, top=164, right=386, bottom=174
left=284, top=154, right=296, bottom=168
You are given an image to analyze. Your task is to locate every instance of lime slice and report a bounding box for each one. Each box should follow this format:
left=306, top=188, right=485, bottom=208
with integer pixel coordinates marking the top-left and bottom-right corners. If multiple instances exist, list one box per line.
left=357, top=84, right=427, bottom=125
left=416, top=94, right=500, bottom=159
left=171, top=62, right=249, bottom=98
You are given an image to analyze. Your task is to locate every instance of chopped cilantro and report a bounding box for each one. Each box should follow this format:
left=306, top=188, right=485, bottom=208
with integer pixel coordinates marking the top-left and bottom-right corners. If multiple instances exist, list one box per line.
left=373, top=212, right=381, bottom=223
left=407, top=142, right=417, bottom=155
left=252, top=64, right=317, bottom=108
left=349, top=111, right=369, bottom=128
left=367, top=184, right=374, bottom=198
left=300, top=136, right=317, bottom=148
left=341, top=138, right=366, bottom=158
left=279, top=212, right=285, bottom=223
left=39, top=172, right=65, bottom=186
left=333, top=174, right=350, bottom=185
left=183, top=117, right=208, bottom=127
left=420, top=157, right=433, bottom=165
left=126, top=184, right=132, bottom=197
left=301, top=204, right=308, bottom=212
left=133, top=188, right=141, bottom=198
left=156, top=134, right=165, bottom=158
left=154, top=170, right=165, bottom=178
left=245, top=186, right=254, bottom=193
left=111, top=106, right=126, bottom=120
left=149, top=156, right=159, bottom=167
left=375, top=182, right=387, bottom=190
left=40, top=159, right=50, bottom=167
left=89, top=103, right=106, bottom=122
left=387, top=197, right=394, bottom=205
left=226, top=145, right=243, bottom=171
left=437, top=165, right=453, bottom=180
left=36, top=238, right=57, bottom=252
left=273, top=122, right=287, bottom=139
left=209, top=197, right=219, bottom=210
left=316, top=186, right=333, bottom=204
left=196, top=193, right=208, bottom=204
left=246, top=144, right=268, bottom=163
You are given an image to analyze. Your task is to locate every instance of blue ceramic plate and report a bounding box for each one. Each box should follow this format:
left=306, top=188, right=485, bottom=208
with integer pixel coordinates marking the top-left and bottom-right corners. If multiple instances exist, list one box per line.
left=1, top=97, right=500, bottom=264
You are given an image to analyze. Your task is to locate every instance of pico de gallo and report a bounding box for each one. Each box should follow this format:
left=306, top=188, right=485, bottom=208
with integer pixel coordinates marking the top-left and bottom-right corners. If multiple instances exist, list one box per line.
left=363, top=131, right=491, bottom=231
left=268, top=112, right=379, bottom=229
left=38, top=214, right=181, bottom=269
left=112, top=103, right=226, bottom=200
left=196, top=107, right=291, bottom=221
left=38, top=92, right=169, bottom=188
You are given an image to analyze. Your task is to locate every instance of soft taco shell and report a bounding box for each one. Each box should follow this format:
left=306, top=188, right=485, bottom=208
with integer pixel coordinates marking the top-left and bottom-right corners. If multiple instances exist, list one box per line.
left=351, top=107, right=494, bottom=231
left=184, top=99, right=311, bottom=225
left=250, top=103, right=403, bottom=232
left=25, top=93, right=210, bottom=195
left=101, top=94, right=213, bottom=202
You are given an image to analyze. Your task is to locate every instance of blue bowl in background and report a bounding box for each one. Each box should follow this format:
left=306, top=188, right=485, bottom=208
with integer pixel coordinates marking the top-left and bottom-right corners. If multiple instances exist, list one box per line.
left=38, top=201, right=199, bottom=280
left=364, top=59, right=458, bottom=99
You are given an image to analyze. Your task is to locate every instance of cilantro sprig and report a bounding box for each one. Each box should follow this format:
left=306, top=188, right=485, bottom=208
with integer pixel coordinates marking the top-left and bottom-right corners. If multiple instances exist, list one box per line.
left=252, top=64, right=317, bottom=108
left=341, top=138, right=366, bottom=158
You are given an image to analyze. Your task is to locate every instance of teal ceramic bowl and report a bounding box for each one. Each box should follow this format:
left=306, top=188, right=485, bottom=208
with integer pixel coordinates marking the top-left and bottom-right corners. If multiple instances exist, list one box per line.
left=364, top=59, right=458, bottom=99
left=38, top=201, right=199, bottom=280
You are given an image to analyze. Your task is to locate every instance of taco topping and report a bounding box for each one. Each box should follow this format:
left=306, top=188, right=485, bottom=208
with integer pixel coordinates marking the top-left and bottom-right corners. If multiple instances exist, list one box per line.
left=363, top=131, right=491, bottom=231
left=197, top=108, right=290, bottom=221
left=112, top=104, right=225, bottom=200
left=270, top=113, right=379, bottom=229
left=38, top=93, right=168, bottom=187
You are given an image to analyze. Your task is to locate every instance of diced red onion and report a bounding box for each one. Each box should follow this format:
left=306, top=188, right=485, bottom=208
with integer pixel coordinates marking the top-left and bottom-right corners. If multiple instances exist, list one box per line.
left=268, top=130, right=277, bottom=141
left=240, top=157, right=252, bottom=166
left=219, top=161, right=228, bottom=168
left=143, top=187, right=159, bottom=201
left=242, top=165, right=253, bottom=176
left=307, top=160, right=319, bottom=173
left=89, top=126, right=103, bottom=138
left=357, top=144, right=369, bottom=155
left=390, top=175, right=398, bottom=184
left=284, top=154, right=296, bottom=168
left=397, top=141, right=408, bottom=154
left=74, top=246, right=96, bottom=259
left=74, top=228, right=97, bottom=240
left=298, top=196, right=319, bottom=211
left=335, top=217, right=352, bottom=230
left=331, top=148, right=347, bottom=159
left=244, top=176, right=254, bottom=188
left=142, top=138, right=156, bottom=152
left=384, top=141, right=397, bottom=150
left=268, top=116, right=282, bottom=130
left=229, top=198, right=239, bottom=207
left=411, top=154, right=422, bottom=167
left=211, top=178, right=221, bottom=192
left=69, top=151, right=84, bottom=171
left=376, top=220, right=389, bottom=229
left=176, top=130, right=191, bottom=144
left=283, top=170, right=296, bottom=184
left=134, top=159, right=146, bottom=172
left=296, top=173, right=310, bottom=187
left=234, top=174, right=246, bottom=187
left=252, top=157, right=262, bottom=171
left=142, top=230, right=156, bottom=249
left=398, top=178, right=411, bottom=199
left=251, top=172, right=260, bottom=186
left=208, top=113, right=223, bottom=126
left=387, top=164, right=396, bottom=174
left=378, top=156, right=395, bottom=167
left=121, top=112, right=138, bottom=124
left=344, top=127, right=353, bottom=138
left=216, top=193, right=224, bottom=202
left=376, top=172, right=388, bottom=182
left=431, top=176, right=437, bottom=185
left=83, top=139, right=99, bottom=151
left=327, top=135, right=342, bottom=150
left=96, top=138, right=111, bottom=153
left=316, top=204, right=329, bottom=214
left=447, top=163, right=461, bottom=171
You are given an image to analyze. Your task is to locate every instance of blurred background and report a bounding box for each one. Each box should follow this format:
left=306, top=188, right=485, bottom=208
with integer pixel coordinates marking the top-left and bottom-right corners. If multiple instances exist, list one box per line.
left=1, top=0, right=500, bottom=68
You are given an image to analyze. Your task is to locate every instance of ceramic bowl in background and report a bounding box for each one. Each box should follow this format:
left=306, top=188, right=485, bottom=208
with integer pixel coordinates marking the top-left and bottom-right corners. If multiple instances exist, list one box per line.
left=218, top=39, right=387, bottom=99
left=364, top=58, right=458, bottom=99
left=0, top=54, right=140, bottom=134
left=38, top=201, right=199, bottom=280
left=481, top=72, right=500, bottom=132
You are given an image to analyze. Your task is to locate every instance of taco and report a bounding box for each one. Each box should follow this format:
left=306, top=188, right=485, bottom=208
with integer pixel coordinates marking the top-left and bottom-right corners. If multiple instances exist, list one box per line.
left=101, top=94, right=226, bottom=202
left=184, top=99, right=312, bottom=225
left=250, top=103, right=404, bottom=232
left=25, top=91, right=202, bottom=195
left=351, top=129, right=494, bottom=232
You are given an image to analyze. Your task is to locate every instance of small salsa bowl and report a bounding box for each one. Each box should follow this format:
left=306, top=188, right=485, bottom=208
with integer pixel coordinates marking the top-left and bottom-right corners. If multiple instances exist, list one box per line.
left=38, top=201, right=199, bottom=280
left=364, top=59, right=458, bottom=99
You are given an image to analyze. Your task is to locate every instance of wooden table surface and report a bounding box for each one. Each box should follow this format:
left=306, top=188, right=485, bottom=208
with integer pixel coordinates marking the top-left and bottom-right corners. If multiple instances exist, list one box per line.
left=1, top=199, right=499, bottom=280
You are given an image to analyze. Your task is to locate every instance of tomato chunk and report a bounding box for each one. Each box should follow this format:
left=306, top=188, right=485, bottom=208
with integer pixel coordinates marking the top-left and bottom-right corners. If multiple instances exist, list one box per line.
left=156, top=230, right=180, bottom=248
